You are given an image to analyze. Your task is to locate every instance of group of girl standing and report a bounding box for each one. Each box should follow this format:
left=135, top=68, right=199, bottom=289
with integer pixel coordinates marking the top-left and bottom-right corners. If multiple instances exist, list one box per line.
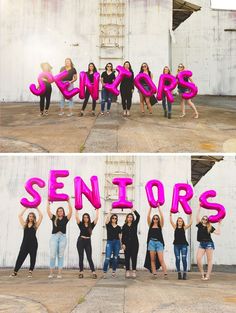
left=11, top=201, right=220, bottom=281
left=39, top=59, right=198, bottom=119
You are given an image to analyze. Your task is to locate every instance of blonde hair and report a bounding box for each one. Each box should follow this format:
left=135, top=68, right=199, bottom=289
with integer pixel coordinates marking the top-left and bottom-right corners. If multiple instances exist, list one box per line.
left=177, top=63, right=185, bottom=73
left=54, top=207, right=65, bottom=227
left=202, top=216, right=212, bottom=233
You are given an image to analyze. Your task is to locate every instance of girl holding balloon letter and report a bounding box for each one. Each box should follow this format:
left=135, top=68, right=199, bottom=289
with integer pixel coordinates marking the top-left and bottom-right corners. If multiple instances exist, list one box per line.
left=196, top=205, right=221, bottom=281
left=10, top=207, right=43, bottom=278
left=170, top=213, right=193, bottom=280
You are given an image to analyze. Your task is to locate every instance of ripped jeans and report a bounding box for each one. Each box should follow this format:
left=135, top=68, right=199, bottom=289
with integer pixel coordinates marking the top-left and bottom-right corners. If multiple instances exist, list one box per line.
left=174, top=244, right=188, bottom=272
left=103, top=239, right=120, bottom=273
left=49, top=233, right=67, bottom=269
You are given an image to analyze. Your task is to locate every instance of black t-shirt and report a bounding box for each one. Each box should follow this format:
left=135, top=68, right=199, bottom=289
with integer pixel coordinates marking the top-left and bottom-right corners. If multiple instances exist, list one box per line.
left=51, top=214, right=69, bottom=234
left=101, top=71, right=115, bottom=84
left=60, top=67, right=77, bottom=81
left=106, top=222, right=121, bottom=240
left=196, top=222, right=215, bottom=242
left=78, top=221, right=95, bottom=237
left=87, top=72, right=95, bottom=83
left=173, top=227, right=189, bottom=246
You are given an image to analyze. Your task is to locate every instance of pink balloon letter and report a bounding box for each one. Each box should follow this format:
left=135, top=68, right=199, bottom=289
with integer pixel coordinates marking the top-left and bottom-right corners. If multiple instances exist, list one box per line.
left=177, top=70, right=198, bottom=99
left=104, top=65, right=132, bottom=96
left=20, top=177, right=46, bottom=208
left=145, top=180, right=165, bottom=208
left=54, top=71, right=80, bottom=100
left=134, top=73, right=157, bottom=97
left=29, top=72, right=54, bottom=96
left=157, top=74, right=177, bottom=103
left=74, top=176, right=101, bottom=210
left=79, top=71, right=100, bottom=101
left=171, top=183, right=193, bottom=215
left=48, top=170, right=69, bottom=202
left=199, top=190, right=226, bottom=223
left=112, top=177, right=133, bottom=209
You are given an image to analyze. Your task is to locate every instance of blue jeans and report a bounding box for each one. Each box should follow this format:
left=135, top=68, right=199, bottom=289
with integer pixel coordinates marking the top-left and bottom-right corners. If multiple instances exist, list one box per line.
left=101, top=88, right=112, bottom=112
left=162, top=95, right=172, bottom=113
left=60, top=82, right=74, bottom=108
left=103, top=240, right=120, bottom=273
left=174, top=244, right=188, bottom=272
left=49, top=233, right=67, bottom=269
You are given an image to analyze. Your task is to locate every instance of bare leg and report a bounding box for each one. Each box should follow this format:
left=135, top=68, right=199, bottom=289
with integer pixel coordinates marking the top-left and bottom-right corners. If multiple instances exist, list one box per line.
left=139, top=93, right=145, bottom=113
left=205, top=249, right=214, bottom=279
left=150, top=251, right=157, bottom=275
left=187, top=99, right=198, bottom=118
left=180, top=98, right=186, bottom=117
left=196, top=248, right=206, bottom=278
left=145, top=97, right=152, bottom=114
left=157, top=252, right=167, bottom=275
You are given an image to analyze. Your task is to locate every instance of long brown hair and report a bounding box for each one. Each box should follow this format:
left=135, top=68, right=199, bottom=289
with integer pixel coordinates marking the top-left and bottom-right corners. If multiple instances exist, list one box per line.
left=163, top=66, right=171, bottom=74
left=150, top=214, right=161, bottom=228
left=24, top=212, right=37, bottom=229
left=82, top=213, right=93, bottom=235
left=65, top=58, right=74, bottom=68
left=110, top=214, right=118, bottom=224
left=176, top=217, right=185, bottom=229
left=201, top=215, right=212, bottom=233
left=125, top=213, right=134, bottom=224
left=140, top=62, right=151, bottom=77
left=54, top=207, right=65, bottom=227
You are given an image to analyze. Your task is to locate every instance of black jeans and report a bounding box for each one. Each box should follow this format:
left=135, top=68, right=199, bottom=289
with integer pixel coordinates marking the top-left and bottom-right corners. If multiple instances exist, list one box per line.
left=121, top=91, right=132, bottom=111
left=77, top=237, right=95, bottom=272
left=40, top=84, right=52, bottom=112
left=124, top=242, right=139, bottom=271
left=82, top=89, right=96, bottom=111
left=14, top=241, right=38, bottom=272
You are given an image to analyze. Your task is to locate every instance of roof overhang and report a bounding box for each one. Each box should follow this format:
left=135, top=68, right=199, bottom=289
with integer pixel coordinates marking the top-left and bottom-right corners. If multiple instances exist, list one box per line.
left=173, top=0, right=201, bottom=30
left=191, top=155, right=224, bottom=186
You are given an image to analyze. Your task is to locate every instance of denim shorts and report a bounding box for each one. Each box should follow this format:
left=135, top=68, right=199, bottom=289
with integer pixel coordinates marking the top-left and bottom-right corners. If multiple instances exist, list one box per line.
left=148, top=239, right=164, bottom=252
left=199, top=241, right=215, bottom=250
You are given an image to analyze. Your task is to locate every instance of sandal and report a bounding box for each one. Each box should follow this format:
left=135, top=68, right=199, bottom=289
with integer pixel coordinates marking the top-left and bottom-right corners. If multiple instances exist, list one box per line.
left=92, top=273, right=97, bottom=279
left=78, top=273, right=84, bottom=279
left=9, top=272, right=17, bottom=277
left=180, top=113, right=186, bottom=118
left=193, top=113, right=199, bottom=119
left=28, top=271, right=33, bottom=278
left=164, top=274, right=168, bottom=280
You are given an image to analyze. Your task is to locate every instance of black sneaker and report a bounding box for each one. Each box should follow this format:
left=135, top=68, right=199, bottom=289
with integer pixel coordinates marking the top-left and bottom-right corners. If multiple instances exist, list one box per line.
left=168, top=113, right=171, bottom=119
left=183, top=273, right=187, bottom=280
left=178, top=272, right=182, bottom=280
left=164, top=110, right=167, bottom=117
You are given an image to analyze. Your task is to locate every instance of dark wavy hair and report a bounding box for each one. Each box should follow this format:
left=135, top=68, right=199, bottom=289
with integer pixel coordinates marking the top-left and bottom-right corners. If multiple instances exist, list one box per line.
left=125, top=213, right=134, bottom=224
left=82, top=213, right=93, bottom=235
left=25, top=212, right=37, bottom=229
left=140, top=62, right=151, bottom=77
left=123, top=61, right=133, bottom=72
left=87, top=62, right=97, bottom=73
left=163, top=66, right=171, bottom=74
left=176, top=217, right=185, bottom=228
left=110, top=213, right=118, bottom=224
left=150, top=214, right=161, bottom=228
left=105, top=62, right=113, bottom=71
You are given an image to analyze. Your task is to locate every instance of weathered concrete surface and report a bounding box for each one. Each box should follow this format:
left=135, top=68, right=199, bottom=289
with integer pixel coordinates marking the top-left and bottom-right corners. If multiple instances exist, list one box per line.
left=0, top=269, right=98, bottom=313
left=0, top=96, right=235, bottom=153
left=1, top=269, right=236, bottom=313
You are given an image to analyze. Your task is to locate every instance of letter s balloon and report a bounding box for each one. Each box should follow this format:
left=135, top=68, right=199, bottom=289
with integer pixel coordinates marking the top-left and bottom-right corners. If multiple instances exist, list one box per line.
left=177, top=70, right=198, bottom=100
left=20, top=177, right=46, bottom=208
left=199, top=190, right=226, bottom=223
left=29, top=72, right=54, bottom=96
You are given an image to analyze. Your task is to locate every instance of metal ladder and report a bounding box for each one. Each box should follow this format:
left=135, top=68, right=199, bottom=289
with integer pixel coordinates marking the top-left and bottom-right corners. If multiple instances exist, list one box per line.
left=102, top=155, right=136, bottom=264
left=99, top=0, right=125, bottom=72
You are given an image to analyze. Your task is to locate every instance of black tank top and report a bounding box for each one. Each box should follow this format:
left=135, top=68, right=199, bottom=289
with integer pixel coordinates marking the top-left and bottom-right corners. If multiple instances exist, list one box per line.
left=173, top=227, right=189, bottom=245
left=148, top=227, right=164, bottom=245
left=22, top=225, right=37, bottom=244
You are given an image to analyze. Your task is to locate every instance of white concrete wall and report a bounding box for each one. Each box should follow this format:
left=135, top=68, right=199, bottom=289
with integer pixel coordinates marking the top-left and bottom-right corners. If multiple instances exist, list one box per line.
left=172, top=0, right=236, bottom=95
left=0, top=0, right=172, bottom=103
left=190, top=156, right=236, bottom=265
left=0, top=155, right=191, bottom=270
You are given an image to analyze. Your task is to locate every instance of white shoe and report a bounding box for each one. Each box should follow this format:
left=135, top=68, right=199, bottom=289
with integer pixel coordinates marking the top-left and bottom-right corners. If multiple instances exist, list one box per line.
left=58, top=112, right=64, bottom=116
left=57, top=275, right=62, bottom=279
left=103, top=272, right=107, bottom=279
left=48, top=274, right=53, bottom=279
left=67, top=113, right=73, bottom=117
left=132, top=271, right=136, bottom=278
left=127, top=111, right=130, bottom=116
left=126, top=271, right=130, bottom=278
left=112, top=272, right=116, bottom=278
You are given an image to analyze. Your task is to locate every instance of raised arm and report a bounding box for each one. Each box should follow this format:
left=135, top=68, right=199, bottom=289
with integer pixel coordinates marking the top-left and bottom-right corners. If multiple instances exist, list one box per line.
left=36, top=207, right=43, bottom=228
left=105, top=207, right=112, bottom=224
left=93, top=209, right=100, bottom=225
left=147, top=207, right=152, bottom=226
left=213, top=221, right=221, bottom=235
left=132, top=208, right=140, bottom=224
left=18, top=207, right=27, bottom=227
left=67, top=198, right=73, bottom=220
left=158, top=204, right=164, bottom=228
left=184, top=214, right=193, bottom=230
left=75, top=210, right=80, bottom=224
left=169, top=212, right=176, bottom=229
left=196, top=205, right=201, bottom=224
left=47, top=200, right=53, bottom=219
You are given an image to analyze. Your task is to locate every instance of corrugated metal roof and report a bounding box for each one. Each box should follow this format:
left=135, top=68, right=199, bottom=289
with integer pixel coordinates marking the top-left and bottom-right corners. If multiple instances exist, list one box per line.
left=173, top=0, right=201, bottom=30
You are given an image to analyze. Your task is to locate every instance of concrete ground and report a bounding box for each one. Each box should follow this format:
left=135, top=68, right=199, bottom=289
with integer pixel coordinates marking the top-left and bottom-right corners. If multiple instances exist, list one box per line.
left=0, top=269, right=236, bottom=313
left=0, top=95, right=235, bottom=153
